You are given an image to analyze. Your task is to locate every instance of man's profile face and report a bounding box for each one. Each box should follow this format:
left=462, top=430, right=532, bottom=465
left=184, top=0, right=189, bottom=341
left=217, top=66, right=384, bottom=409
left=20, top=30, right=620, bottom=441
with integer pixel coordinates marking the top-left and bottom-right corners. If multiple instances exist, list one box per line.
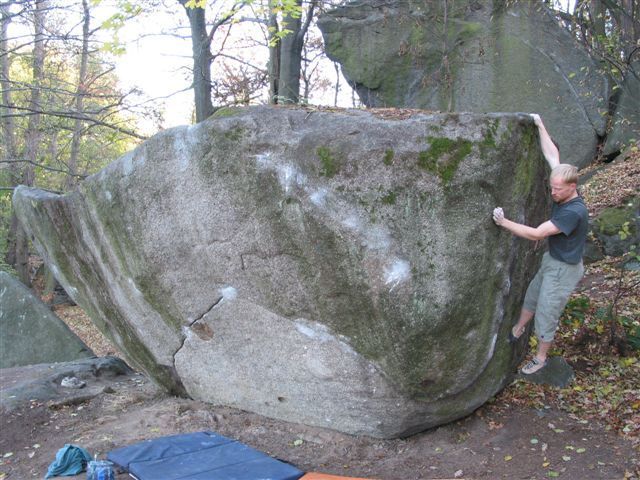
left=550, top=176, right=576, bottom=204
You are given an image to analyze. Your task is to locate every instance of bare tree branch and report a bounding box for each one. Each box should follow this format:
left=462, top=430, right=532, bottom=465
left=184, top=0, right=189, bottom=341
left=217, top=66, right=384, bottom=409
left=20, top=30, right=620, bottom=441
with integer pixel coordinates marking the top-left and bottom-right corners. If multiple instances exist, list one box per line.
left=0, top=158, right=86, bottom=177
left=207, top=0, right=249, bottom=44
left=0, top=104, right=147, bottom=139
left=215, top=52, right=265, bottom=72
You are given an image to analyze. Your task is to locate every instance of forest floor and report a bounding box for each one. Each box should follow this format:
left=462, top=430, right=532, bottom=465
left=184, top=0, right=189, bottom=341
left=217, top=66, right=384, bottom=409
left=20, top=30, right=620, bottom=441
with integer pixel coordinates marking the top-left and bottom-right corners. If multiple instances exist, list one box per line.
left=1, top=152, right=639, bottom=480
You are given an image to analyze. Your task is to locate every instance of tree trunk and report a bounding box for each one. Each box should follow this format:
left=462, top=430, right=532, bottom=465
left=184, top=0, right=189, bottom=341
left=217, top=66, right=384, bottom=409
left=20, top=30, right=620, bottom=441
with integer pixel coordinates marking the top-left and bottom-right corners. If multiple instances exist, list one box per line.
left=1, top=3, right=16, bottom=164
left=267, top=0, right=280, bottom=104
left=1, top=2, right=19, bottom=270
left=25, top=0, right=44, bottom=189
left=66, top=0, right=90, bottom=190
left=180, top=0, right=214, bottom=123
left=588, top=0, right=606, bottom=51
left=14, top=0, right=47, bottom=285
left=3, top=0, right=44, bottom=285
left=277, top=0, right=303, bottom=104
left=619, top=0, right=637, bottom=61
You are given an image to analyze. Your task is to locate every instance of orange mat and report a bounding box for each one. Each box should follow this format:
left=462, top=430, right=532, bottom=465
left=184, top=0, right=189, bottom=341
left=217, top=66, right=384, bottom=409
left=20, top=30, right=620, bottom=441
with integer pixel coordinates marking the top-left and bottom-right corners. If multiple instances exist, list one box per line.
left=301, top=475, right=463, bottom=480
left=300, top=472, right=464, bottom=480
left=300, top=474, right=376, bottom=480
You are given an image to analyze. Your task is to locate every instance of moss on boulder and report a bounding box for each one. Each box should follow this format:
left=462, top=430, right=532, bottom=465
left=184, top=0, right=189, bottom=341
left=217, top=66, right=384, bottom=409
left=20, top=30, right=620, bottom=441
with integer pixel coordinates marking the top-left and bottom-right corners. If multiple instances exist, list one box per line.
left=593, top=197, right=640, bottom=256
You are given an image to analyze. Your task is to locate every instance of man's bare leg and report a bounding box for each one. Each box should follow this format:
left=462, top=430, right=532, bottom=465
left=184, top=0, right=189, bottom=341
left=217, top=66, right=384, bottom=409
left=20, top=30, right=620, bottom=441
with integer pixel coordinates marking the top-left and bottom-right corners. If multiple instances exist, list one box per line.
left=512, top=308, right=534, bottom=338
left=534, top=340, right=552, bottom=363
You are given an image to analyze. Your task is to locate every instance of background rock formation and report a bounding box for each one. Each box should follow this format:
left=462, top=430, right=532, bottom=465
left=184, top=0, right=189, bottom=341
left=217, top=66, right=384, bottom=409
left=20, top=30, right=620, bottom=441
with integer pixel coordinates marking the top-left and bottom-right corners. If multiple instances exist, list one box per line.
left=0, top=271, right=94, bottom=368
left=592, top=196, right=640, bottom=258
left=0, top=356, right=130, bottom=411
left=603, top=61, right=640, bottom=157
left=318, top=0, right=609, bottom=168
left=14, top=106, right=549, bottom=437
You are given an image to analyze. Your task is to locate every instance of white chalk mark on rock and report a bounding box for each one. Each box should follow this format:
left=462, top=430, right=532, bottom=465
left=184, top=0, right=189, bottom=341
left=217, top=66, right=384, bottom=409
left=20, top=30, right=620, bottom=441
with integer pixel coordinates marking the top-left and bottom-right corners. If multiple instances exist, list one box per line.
left=219, top=286, right=238, bottom=302
left=384, top=258, right=411, bottom=292
left=310, top=189, right=328, bottom=207
left=255, top=153, right=307, bottom=195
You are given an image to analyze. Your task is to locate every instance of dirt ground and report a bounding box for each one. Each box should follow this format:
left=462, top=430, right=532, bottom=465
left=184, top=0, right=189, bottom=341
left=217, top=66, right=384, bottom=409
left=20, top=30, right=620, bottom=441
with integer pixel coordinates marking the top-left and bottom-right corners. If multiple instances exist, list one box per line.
left=1, top=358, right=638, bottom=480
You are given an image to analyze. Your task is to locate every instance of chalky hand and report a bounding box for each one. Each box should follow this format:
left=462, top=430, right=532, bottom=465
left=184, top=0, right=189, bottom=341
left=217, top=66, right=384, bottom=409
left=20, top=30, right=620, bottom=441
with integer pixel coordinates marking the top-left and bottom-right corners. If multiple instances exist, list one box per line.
left=493, top=207, right=505, bottom=225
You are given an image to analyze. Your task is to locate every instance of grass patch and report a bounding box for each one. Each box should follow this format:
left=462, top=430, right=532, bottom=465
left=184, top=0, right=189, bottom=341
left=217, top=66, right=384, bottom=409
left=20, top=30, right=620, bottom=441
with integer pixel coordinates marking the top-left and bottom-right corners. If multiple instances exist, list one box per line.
left=317, top=146, right=340, bottom=178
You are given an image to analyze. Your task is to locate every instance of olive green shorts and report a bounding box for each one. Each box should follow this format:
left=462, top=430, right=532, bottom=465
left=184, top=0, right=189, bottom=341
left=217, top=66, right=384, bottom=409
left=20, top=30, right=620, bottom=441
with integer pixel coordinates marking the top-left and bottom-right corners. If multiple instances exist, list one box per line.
left=523, top=252, right=584, bottom=342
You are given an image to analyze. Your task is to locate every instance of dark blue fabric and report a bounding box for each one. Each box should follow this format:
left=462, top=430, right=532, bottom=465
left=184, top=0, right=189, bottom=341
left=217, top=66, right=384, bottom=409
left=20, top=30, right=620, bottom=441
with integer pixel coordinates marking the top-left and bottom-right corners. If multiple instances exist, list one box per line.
left=128, top=442, right=265, bottom=480
left=549, top=196, right=589, bottom=264
left=108, top=431, right=232, bottom=470
left=179, top=457, right=305, bottom=480
left=107, top=431, right=304, bottom=480
left=45, top=444, right=92, bottom=478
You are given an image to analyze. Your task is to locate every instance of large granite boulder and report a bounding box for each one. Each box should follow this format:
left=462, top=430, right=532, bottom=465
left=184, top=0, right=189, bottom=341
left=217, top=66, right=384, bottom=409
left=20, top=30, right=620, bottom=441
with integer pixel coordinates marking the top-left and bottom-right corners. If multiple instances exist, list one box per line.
left=603, top=62, right=640, bottom=156
left=13, top=106, right=549, bottom=437
left=318, top=0, right=609, bottom=168
left=0, top=271, right=94, bottom=368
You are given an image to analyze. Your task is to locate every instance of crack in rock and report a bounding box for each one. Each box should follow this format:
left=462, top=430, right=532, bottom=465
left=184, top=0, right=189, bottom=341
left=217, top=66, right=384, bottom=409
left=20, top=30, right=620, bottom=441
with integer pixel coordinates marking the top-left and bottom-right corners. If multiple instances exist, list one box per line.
left=188, top=295, right=224, bottom=327
left=173, top=294, right=224, bottom=367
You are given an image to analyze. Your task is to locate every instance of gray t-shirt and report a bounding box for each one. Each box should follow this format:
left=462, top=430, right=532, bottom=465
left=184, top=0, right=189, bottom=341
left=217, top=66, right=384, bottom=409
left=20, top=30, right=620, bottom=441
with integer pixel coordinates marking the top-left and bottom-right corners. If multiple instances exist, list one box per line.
left=549, top=196, right=589, bottom=264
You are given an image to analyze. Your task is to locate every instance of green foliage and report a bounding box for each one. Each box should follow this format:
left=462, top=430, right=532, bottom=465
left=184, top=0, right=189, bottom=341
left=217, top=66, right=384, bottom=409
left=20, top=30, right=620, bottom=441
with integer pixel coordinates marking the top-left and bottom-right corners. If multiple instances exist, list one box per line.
left=417, top=136, right=472, bottom=185
left=562, top=295, right=590, bottom=328
left=211, top=106, right=243, bottom=118
left=380, top=191, right=397, bottom=205
left=625, top=322, right=640, bottom=350
left=457, top=21, right=482, bottom=41
left=183, top=0, right=207, bottom=8
left=101, top=38, right=127, bottom=56
left=317, top=146, right=339, bottom=178
left=595, top=204, right=637, bottom=236
left=0, top=185, right=16, bottom=276
left=619, top=221, right=632, bottom=241
left=268, top=28, right=294, bottom=47
left=383, top=149, right=394, bottom=166
left=1, top=13, right=140, bottom=273
left=269, top=0, right=303, bottom=19
left=481, top=120, right=499, bottom=149
left=592, top=305, right=640, bottom=352
left=5, top=48, right=137, bottom=193
left=96, top=0, right=143, bottom=55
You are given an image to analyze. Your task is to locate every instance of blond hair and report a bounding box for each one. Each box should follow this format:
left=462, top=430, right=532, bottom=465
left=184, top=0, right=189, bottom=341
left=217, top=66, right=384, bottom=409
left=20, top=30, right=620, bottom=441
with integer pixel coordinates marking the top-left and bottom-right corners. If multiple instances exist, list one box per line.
left=551, top=164, right=578, bottom=185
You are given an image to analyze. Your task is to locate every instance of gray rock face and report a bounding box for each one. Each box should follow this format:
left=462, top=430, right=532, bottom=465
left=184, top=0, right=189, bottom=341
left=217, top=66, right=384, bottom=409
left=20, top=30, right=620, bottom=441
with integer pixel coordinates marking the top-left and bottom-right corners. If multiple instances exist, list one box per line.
left=592, top=196, right=640, bottom=257
left=13, top=106, right=549, bottom=437
left=0, top=356, right=131, bottom=411
left=0, top=272, right=94, bottom=368
left=318, top=0, right=609, bottom=168
left=603, top=62, right=640, bottom=156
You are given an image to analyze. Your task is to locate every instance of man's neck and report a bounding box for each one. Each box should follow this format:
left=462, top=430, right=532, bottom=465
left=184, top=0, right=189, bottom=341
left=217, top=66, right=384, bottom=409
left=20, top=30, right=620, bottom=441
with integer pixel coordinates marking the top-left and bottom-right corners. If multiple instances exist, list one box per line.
left=560, top=192, right=579, bottom=204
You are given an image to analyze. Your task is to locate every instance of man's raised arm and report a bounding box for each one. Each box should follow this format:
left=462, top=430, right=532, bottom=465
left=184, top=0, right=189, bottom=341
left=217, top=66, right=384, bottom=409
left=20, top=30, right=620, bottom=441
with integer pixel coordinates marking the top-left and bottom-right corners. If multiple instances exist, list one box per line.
left=531, top=114, right=559, bottom=170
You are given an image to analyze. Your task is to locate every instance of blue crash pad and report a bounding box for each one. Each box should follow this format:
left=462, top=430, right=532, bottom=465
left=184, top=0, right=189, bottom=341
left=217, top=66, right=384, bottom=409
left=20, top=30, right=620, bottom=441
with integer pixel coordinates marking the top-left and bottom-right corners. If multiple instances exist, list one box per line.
left=107, top=431, right=304, bottom=480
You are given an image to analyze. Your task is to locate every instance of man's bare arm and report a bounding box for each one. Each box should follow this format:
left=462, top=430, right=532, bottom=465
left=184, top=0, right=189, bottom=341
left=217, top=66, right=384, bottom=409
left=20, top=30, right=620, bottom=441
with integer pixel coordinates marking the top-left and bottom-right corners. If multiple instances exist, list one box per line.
left=531, top=114, right=560, bottom=169
left=493, top=207, right=561, bottom=240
